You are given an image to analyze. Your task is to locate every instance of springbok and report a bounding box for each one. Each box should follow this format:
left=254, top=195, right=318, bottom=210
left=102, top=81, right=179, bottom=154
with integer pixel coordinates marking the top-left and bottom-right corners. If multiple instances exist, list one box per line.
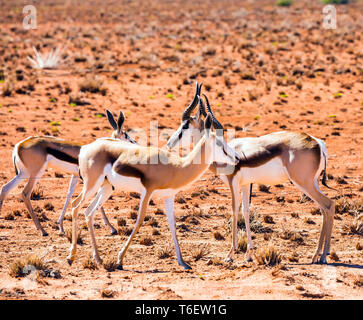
left=0, top=110, right=136, bottom=236
left=167, top=85, right=335, bottom=264
left=66, top=109, right=241, bottom=270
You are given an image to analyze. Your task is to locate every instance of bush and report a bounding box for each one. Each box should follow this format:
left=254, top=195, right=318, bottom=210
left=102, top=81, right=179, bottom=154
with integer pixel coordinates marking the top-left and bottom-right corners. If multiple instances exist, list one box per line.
left=276, top=0, right=293, bottom=6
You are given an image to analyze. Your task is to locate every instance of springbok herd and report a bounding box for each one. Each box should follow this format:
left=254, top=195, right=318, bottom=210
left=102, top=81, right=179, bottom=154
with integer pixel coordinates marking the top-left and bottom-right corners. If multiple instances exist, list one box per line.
left=0, top=83, right=336, bottom=270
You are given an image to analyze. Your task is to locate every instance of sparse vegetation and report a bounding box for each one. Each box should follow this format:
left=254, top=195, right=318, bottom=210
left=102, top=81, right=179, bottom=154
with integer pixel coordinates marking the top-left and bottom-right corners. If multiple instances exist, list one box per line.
left=276, top=0, right=293, bottom=6
left=255, top=244, right=282, bottom=267
left=191, top=244, right=210, bottom=261
left=9, top=254, right=46, bottom=278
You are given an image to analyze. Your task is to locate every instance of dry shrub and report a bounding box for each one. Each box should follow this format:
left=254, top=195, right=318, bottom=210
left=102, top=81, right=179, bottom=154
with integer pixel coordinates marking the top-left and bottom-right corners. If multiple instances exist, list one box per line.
left=147, top=217, right=159, bottom=228
left=102, top=258, right=118, bottom=272
left=288, top=251, right=299, bottom=263
left=117, top=218, right=126, bottom=227
left=31, top=188, right=44, bottom=200
left=157, top=246, right=173, bottom=259
left=140, top=237, right=153, bottom=246
left=228, top=207, right=265, bottom=233
left=191, top=244, right=210, bottom=261
left=152, top=229, right=160, bottom=236
left=118, top=227, right=132, bottom=236
left=65, top=229, right=84, bottom=245
left=44, top=202, right=54, bottom=211
left=213, top=231, right=225, bottom=241
left=304, top=217, right=316, bottom=225
left=335, top=197, right=363, bottom=215
left=329, top=250, right=339, bottom=262
left=255, top=244, right=282, bottom=267
left=129, top=211, right=138, bottom=220
left=9, top=254, right=46, bottom=278
left=100, top=289, right=116, bottom=298
left=350, top=214, right=363, bottom=235
left=353, top=275, right=363, bottom=287
left=237, top=231, right=248, bottom=253
left=4, top=212, right=14, bottom=220
left=83, top=257, right=98, bottom=270
left=263, top=215, right=274, bottom=224
left=206, top=257, right=224, bottom=266
left=258, top=184, right=271, bottom=193
left=79, top=75, right=107, bottom=95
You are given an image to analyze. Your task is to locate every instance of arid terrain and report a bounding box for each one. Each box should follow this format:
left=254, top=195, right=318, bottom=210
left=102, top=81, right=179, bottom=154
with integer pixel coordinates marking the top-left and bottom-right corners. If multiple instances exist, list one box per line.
left=0, top=0, right=362, bottom=300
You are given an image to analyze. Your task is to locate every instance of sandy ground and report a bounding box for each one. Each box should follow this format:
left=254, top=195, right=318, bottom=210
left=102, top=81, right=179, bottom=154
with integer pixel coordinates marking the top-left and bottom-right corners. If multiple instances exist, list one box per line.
left=0, top=0, right=362, bottom=300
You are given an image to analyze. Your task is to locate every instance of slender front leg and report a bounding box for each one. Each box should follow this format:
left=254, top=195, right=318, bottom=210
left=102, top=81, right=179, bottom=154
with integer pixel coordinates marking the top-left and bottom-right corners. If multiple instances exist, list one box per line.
left=312, top=213, right=327, bottom=263
left=164, top=196, right=191, bottom=270
left=241, top=184, right=254, bottom=262
left=58, top=175, right=79, bottom=234
left=66, top=193, right=84, bottom=265
left=226, top=177, right=240, bottom=262
left=117, top=189, right=153, bottom=269
left=22, top=176, right=48, bottom=236
left=99, top=206, right=117, bottom=235
left=0, top=173, right=26, bottom=214
left=85, top=183, right=114, bottom=264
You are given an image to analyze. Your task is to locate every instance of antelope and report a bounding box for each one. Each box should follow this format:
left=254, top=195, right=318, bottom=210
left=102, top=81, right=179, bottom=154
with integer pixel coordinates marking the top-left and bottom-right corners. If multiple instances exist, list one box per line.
left=66, top=107, right=241, bottom=270
left=167, top=83, right=336, bottom=264
left=0, top=110, right=136, bottom=236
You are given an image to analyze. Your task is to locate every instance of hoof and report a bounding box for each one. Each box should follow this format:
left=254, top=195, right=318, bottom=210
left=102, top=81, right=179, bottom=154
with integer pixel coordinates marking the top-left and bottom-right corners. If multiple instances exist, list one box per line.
left=110, top=229, right=118, bottom=236
left=181, top=263, right=192, bottom=270
left=116, top=264, right=123, bottom=271
left=42, top=231, right=49, bottom=237
left=225, top=257, right=233, bottom=263
left=59, top=231, right=65, bottom=236
left=67, top=258, right=73, bottom=266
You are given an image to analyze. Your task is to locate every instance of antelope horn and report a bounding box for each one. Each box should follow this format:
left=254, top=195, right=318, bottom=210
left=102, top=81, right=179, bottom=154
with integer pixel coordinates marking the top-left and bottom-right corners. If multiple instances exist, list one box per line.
left=202, top=94, right=223, bottom=130
left=199, top=92, right=207, bottom=117
left=182, top=82, right=202, bottom=120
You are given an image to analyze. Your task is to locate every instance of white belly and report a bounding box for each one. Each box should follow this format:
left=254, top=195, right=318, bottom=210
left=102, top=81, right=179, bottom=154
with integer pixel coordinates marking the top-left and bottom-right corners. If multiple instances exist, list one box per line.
left=106, top=166, right=178, bottom=200
left=47, top=155, right=79, bottom=175
left=238, top=157, right=289, bottom=185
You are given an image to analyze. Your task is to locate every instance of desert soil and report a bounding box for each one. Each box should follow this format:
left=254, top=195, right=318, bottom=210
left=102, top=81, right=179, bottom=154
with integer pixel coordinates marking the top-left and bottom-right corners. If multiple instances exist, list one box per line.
left=0, top=0, right=362, bottom=300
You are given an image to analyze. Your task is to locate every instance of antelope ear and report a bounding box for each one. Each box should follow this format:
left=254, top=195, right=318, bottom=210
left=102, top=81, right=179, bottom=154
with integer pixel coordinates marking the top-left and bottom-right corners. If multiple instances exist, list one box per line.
left=117, top=111, right=125, bottom=133
left=106, top=110, right=117, bottom=130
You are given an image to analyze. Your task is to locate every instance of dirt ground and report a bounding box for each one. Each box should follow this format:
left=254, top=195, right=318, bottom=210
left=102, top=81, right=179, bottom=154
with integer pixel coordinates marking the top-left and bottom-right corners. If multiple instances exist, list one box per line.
left=0, top=0, right=362, bottom=300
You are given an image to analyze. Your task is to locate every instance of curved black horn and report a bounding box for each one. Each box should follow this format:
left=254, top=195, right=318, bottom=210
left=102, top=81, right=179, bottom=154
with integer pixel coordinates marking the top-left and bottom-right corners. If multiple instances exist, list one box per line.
left=117, top=111, right=125, bottom=132
left=182, top=82, right=202, bottom=121
left=199, top=93, right=207, bottom=117
left=202, top=94, right=223, bottom=129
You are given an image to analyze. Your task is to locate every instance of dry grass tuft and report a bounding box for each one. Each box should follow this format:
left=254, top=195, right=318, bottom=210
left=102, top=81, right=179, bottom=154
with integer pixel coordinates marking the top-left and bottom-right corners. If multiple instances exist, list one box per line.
left=9, top=254, right=46, bottom=278
left=157, top=246, right=173, bottom=259
left=255, top=244, right=282, bottom=267
left=83, top=257, right=99, bottom=270
left=288, top=251, right=300, bottom=263
left=353, top=275, right=363, bottom=287
left=102, top=258, right=118, bottom=272
left=65, top=229, right=84, bottom=245
left=79, top=75, right=107, bottom=95
left=213, top=231, right=225, bottom=241
left=118, top=227, right=132, bottom=236
left=191, top=244, right=210, bottom=261
left=263, top=215, right=275, bottom=224
left=140, top=237, right=153, bottom=246
left=117, top=218, right=127, bottom=227
left=351, top=214, right=363, bottom=235
left=206, top=257, right=224, bottom=266
left=237, top=231, right=248, bottom=253
left=329, top=250, right=339, bottom=262
left=335, top=197, right=363, bottom=215
left=4, top=212, right=14, bottom=220
left=100, top=289, right=116, bottom=298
